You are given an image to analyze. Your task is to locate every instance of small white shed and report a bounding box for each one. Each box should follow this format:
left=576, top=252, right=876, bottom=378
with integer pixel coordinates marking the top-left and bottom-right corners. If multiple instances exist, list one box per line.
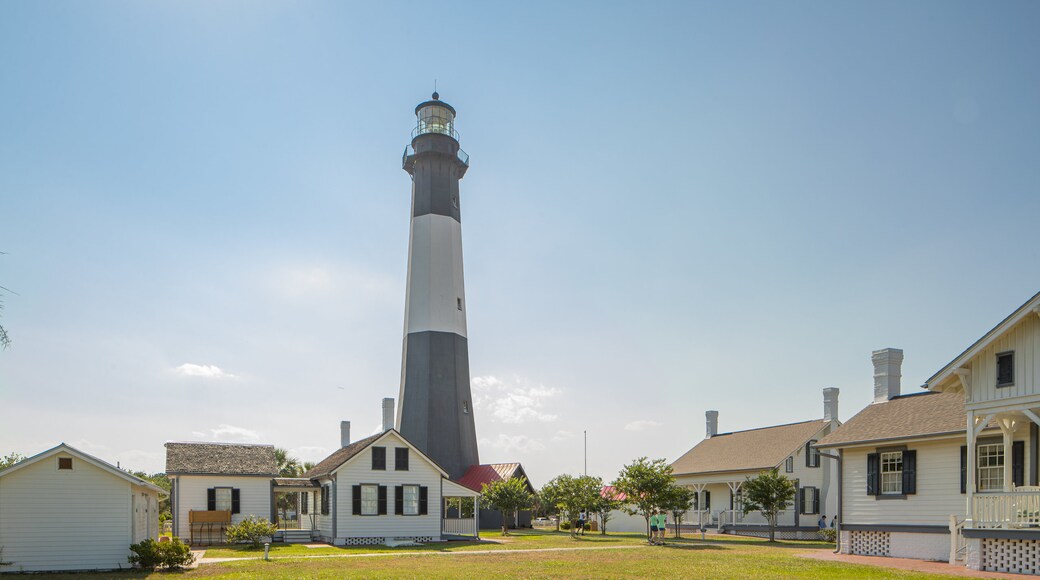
left=0, top=443, right=165, bottom=573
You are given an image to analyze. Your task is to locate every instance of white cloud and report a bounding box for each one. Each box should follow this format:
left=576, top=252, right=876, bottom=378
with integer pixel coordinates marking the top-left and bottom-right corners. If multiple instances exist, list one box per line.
left=268, top=264, right=396, bottom=302
left=173, top=363, right=238, bottom=380
left=291, top=446, right=331, bottom=465
left=472, top=375, right=560, bottom=424
left=191, top=424, right=262, bottom=443
left=624, top=420, right=663, bottom=432
left=552, top=430, right=573, bottom=442
left=483, top=434, right=546, bottom=454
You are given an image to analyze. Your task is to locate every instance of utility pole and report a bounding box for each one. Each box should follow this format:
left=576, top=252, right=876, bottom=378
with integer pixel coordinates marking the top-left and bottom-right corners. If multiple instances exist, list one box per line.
left=584, top=430, right=587, bottom=476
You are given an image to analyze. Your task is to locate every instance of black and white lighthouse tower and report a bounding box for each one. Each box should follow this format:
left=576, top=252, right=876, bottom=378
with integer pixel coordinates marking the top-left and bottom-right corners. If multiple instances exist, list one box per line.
left=397, top=93, right=479, bottom=480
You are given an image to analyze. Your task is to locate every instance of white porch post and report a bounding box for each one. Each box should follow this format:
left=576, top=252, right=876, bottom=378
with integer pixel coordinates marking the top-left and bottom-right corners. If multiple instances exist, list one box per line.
left=999, top=418, right=1014, bottom=492
left=967, top=409, right=975, bottom=525
left=474, top=496, right=480, bottom=540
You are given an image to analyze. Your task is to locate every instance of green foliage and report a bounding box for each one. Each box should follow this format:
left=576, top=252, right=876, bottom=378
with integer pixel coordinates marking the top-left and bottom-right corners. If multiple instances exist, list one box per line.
left=274, top=449, right=304, bottom=522
left=591, top=486, right=623, bottom=534
left=128, top=538, right=195, bottom=570
left=481, top=477, right=534, bottom=534
left=660, top=485, right=695, bottom=537
left=741, top=468, right=796, bottom=542
left=538, top=478, right=566, bottom=531
left=159, top=510, right=172, bottom=524
left=226, top=515, right=278, bottom=548
left=614, top=457, right=675, bottom=538
left=819, top=528, right=837, bottom=543
left=559, top=520, right=571, bottom=530
left=0, top=452, right=26, bottom=470
left=541, top=474, right=603, bottom=537
left=131, top=471, right=172, bottom=514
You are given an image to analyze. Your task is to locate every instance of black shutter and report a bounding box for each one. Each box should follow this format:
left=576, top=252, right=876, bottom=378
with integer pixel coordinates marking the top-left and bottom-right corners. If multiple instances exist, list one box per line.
left=352, top=485, right=361, bottom=515
left=378, top=485, right=388, bottom=515
left=902, top=450, right=917, bottom=495
left=419, top=486, right=428, bottom=515
left=324, top=486, right=331, bottom=515
left=729, top=491, right=734, bottom=510
left=960, top=446, right=968, bottom=494
left=795, top=487, right=802, bottom=514
left=231, top=488, right=241, bottom=514
left=372, top=447, right=386, bottom=470
left=396, top=447, right=409, bottom=471
left=866, top=453, right=879, bottom=496
left=395, top=486, right=404, bottom=515
left=1013, top=441, right=1025, bottom=487
left=301, top=492, right=308, bottom=515
left=704, top=491, right=710, bottom=509
left=207, top=488, right=216, bottom=511
left=805, top=442, right=812, bottom=467
left=812, top=488, right=820, bottom=515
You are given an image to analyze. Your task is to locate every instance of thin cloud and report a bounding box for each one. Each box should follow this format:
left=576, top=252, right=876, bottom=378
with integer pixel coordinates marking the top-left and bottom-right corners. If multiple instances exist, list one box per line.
left=472, top=375, right=560, bottom=424
left=173, top=363, right=238, bottom=380
left=624, top=420, right=663, bottom=432
left=483, top=433, right=546, bottom=454
left=191, top=424, right=261, bottom=443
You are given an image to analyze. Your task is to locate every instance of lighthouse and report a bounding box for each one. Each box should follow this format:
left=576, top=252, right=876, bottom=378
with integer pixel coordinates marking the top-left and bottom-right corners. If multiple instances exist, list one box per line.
left=396, top=93, right=479, bottom=480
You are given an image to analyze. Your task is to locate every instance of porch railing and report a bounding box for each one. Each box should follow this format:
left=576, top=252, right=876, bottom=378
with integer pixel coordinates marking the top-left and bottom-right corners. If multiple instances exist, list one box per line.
left=972, top=491, right=1040, bottom=528
left=442, top=517, right=477, bottom=536
left=716, top=510, right=793, bottom=527
left=277, top=518, right=301, bottom=530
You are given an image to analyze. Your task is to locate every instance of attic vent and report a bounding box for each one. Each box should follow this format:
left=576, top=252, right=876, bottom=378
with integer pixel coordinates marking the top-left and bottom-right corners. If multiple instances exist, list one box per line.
left=58, top=457, right=72, bottom=470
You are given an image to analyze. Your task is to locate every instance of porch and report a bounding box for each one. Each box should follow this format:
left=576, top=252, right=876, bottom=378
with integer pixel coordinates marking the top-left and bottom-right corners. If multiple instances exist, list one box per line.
left=272, top=478, right=320, bottom=541
left=965, top=407, right=1040, bottom=530
left=441, top=479, right=481, bottom=540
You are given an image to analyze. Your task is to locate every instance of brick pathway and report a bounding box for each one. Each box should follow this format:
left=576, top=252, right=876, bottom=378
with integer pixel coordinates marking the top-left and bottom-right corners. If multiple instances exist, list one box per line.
left=800, top=550, right=1024, bottom=578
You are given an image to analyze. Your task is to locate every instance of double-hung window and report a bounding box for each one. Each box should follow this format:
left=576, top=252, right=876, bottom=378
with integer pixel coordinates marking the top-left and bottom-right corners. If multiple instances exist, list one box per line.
left=361, top=484, right=379, bottom=515
left=403, top=485, right=420, bottom=515
left=215, top=488, right=233, bottom=512
left=880, top=452, right=903, bottom=495
left=785, top=456, right=794, bottom=473
left=977, top=443, right=1005, bottom=491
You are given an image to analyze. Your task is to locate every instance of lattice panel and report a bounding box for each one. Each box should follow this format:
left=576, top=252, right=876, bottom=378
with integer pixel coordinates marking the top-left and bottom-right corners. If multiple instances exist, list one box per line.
left=342, top=536, right=435, bottom=546
left=982, top=538, right=1040, bottom=574
left=849, top=531, right=890, bottom=557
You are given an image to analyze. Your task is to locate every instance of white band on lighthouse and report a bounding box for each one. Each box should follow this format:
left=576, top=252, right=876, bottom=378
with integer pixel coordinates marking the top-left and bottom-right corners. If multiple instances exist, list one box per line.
left=402, top=213, right=468, bottom=337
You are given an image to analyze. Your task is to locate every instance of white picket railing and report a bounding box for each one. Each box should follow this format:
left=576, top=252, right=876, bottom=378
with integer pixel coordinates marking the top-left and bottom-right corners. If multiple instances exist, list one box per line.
left=442, top=518, right=477, bottom=536
left=972, top=491, right=1040, bottom=528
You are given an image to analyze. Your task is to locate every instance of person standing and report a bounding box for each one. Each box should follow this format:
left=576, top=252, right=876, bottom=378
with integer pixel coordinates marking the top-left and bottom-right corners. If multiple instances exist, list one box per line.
left=657, top=511, right=668, bottom=545
left=818, top=514, right=827, bottom=530
left=577, top=510, right=587, bottom=536
left=649, top=510, right=659, bottom=544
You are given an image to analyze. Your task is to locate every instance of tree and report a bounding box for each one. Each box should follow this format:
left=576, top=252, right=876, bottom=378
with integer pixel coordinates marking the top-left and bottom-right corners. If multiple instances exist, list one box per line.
left=660, top=485, right=695, bottom=538
left=132, top=471, right=172, bottom=517
left=0, top=452, right=26, bottom=470
left=481, top=477, right=534, bottom=535
left=614, top=457, right=674, bottom=541
left=539, top=477, right=566, bottom=532
left=741, top=468, right=796, bottom=542
left=274, top=448, right=303, bottom=523
left=591, top=486, right=623, bottom=535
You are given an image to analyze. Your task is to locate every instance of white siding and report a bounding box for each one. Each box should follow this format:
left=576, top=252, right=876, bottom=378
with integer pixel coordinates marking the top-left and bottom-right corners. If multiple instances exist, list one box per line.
left=333, top=432, right=444, bottom=541
left=970, top=313, right=1040, bottom=404
left=842, top=439, right=966, bottom=525
left=889, top=532, right=950, bottom=562
left=172, top=475, right=271, bottom=540
left=0, top=452, right=134, bottom=572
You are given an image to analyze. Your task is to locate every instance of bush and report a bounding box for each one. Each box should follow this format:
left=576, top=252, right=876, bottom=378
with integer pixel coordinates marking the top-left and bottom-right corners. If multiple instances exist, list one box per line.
left=226, top=515, right=278, bottom=548
left=158, top=510, right=172, bottom=524
left=819, top=528, right=837, bottom=543
left=560, top=521, right=571, bottom=530
left=128, top=538, right=195, bottom=570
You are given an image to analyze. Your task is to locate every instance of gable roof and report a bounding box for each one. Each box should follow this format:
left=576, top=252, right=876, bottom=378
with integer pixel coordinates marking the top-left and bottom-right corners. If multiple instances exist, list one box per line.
left=165, top=442, right=278, bottom=476
left=457, top=462, right=535, bottom=493
left=816, top=391, right=966, bottom=448
left=927, top=290, right=1040, bottom=391
left=303, top=430, right=448, bottom=479
left=0, top=443, right=166, bottom=494
left=670, top=419, right=831, bottom=476
left=601, top=485, right=627, bottom=501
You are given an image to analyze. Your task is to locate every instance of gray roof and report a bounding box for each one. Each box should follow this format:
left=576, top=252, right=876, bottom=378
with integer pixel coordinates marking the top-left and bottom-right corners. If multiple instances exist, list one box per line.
left=816, top=391, right=966, bottom=448
left=670, top=419, right=830, bottom=476
left=304, top=433, right=383, bottom=478
left=165, top=442, right=278, bottom=476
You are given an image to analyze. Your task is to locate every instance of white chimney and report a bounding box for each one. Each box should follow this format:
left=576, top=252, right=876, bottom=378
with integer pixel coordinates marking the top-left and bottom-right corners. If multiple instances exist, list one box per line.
left=823, top=387, right=839, bottom=422
left=872, top=348, right=904, bottom=403
left=340, top=420, right=351, bottom=447
left=706, top=410, right=719, bottom=439
left=382, top=398, right=395, bottom=431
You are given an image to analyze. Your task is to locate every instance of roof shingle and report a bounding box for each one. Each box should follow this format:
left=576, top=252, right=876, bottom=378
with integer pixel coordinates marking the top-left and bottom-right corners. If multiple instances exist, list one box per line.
left=303, top=433, right=383, bottom=478
left=670, top=419, right=830, bottom=476
left=816, top=391, right=965, bottom=448
left=165, top=442, right=278, bottom=476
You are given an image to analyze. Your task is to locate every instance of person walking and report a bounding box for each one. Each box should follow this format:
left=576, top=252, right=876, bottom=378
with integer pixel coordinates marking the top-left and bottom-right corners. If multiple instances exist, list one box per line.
left=657, top=510, right=668, bottom=545
left=649, top=510, right=659, bottom=544
left=577, top=510, right=587, bottom=536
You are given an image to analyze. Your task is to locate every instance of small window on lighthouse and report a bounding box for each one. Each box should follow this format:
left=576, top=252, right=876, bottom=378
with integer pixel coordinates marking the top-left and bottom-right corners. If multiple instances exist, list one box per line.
left=452, top=196, right=459, bottom=208
left=463, top=400, right=470, bottom=414
left=457, top=298, right=463, bottom=311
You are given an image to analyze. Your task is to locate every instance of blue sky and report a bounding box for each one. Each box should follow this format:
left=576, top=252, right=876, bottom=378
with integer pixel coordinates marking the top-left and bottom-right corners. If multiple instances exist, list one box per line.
left=2, top=1, right=1039, bottom=484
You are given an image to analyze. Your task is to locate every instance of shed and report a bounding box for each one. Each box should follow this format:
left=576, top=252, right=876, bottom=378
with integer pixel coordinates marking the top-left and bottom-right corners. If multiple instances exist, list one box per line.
left=0, top=443, right=165, bottom=573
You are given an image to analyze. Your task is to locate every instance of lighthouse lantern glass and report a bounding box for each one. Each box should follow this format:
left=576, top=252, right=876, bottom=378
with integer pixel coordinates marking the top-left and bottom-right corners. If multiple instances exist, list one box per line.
left=416, top=104, right=455, bottom=139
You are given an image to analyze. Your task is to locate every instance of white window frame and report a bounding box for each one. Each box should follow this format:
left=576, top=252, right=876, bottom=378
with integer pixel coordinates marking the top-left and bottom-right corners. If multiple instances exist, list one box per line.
left=785, top=456, right=794, bottom=473
left=402, top=485, right=420, bottom=516
left=361, top=484, right=379, bottom=515
left=977, top=443, right=1005, bottom=491
left=215, top=487, right=233, bottom=512
left=880, top=451, right=903, bottom=495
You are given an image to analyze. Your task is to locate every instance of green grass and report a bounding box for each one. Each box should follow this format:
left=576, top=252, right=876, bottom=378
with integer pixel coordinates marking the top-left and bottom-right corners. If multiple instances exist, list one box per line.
left=47, top=530, right=965, bottom=579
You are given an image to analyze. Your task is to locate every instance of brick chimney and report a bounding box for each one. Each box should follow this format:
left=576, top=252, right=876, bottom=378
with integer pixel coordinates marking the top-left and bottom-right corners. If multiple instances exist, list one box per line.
left=823, top=387, right=839, bottom=422
left=382, top=398, right=395, bottom=431
left=872, top=348, right=904, bottom=403
left=706, top=410, right=719, bottom=439
left=340, top=420, right=351, bottom=447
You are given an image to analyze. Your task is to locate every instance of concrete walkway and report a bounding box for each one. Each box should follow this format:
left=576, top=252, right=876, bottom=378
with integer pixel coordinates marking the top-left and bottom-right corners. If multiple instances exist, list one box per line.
left=800, top=550, right=1024, bottom=578
left=197, top=544, right=648, bottom=565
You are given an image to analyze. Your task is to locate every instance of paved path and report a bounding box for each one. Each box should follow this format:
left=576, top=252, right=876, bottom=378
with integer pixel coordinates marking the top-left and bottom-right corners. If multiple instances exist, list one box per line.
left=197, top=544, right=647, bottom=565
left=800, top=550, right=1024, bottom=578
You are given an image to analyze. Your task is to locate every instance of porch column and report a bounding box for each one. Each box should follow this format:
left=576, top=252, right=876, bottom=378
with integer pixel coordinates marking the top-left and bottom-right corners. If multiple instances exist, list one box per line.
left=1000, top=418, right=1014, bottom=492
left=474, top=496, right=480, bottom=540
left=966, top=409, right=975, bottom=525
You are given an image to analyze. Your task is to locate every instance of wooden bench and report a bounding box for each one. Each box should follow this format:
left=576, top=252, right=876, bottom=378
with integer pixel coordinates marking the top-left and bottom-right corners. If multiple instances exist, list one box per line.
left=189, top=510, right=231, bottom=545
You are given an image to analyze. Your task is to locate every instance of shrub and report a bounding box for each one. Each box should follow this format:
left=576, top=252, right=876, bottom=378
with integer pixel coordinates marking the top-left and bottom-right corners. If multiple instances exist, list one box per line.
left=560, top=521, right=571, bottom=530
left=226, top=515, right=278, bottom=548
left=158, top=510, right=172, bottom=524
left=128, top=538, right=195, bottom=570
left=819, top=528, right=837, bottom=543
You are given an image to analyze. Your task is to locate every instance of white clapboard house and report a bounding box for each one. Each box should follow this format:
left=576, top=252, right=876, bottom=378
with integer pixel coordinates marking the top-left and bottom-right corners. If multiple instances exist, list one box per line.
left=165, top=400, right=480, bottom=546
left=819, top=291, right=1040, bottom=575
left=0, top=443, right=165, bottom=573
left=669, top=388, right=841, bottom=539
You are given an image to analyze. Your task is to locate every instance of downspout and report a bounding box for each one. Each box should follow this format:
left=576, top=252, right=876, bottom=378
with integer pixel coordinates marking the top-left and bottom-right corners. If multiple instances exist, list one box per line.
left=817, top=450, right=842, bottom=554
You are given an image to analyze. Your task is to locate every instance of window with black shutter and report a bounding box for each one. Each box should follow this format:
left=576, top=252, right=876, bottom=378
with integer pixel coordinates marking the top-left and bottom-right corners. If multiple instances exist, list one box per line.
left=785, top=456, right=793, bottom=473
left=997, top=351, right=1014, bottom=387
left=207, top=488, right=216, bottom=511
left=231, top=488, right=240, bottom=514
left=419, top=486, right=428, bottom=515
left=322, top=485, right=331, bottom=515
left=901, top=450, right=917, bottom=495
left=378, top=485, right=388, bottom=515
left=395, top=447, right=409, bottom=471
left=800, top=487, right=819, bottom=515
left=866, top=453, right=880, bottom=496
left=806, top=440, right=820, bottom=468
left=372, top=447, right=386, bottom=470
left=352, top=485, right=362, bottom=515
left=395, top=486, right=405, bottom=515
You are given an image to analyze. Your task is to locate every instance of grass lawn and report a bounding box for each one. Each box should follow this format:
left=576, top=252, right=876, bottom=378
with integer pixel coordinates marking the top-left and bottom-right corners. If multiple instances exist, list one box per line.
left=49, top=530, right=966, bottom=579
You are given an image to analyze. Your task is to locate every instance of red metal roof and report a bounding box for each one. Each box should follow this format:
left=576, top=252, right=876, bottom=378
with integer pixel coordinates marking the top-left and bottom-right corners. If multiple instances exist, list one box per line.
left=601, top=485, right=626, bottom=501
left=457, top=463, right=532, bottom=493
